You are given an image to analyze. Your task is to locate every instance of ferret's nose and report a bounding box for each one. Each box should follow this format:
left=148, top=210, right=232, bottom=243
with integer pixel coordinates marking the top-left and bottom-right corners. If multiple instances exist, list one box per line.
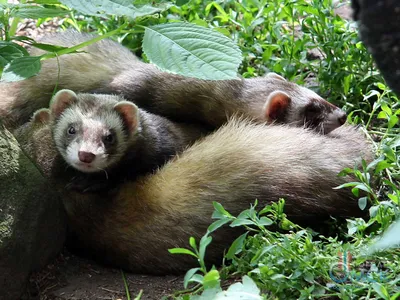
left=337, top=110, right=347, bottom=125
left=78, top=151, right=96, bottom=163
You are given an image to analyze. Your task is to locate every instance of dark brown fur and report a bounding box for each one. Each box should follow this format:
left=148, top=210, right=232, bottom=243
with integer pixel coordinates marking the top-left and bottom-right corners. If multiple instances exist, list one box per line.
left=14, top=118, right=374, bottom=274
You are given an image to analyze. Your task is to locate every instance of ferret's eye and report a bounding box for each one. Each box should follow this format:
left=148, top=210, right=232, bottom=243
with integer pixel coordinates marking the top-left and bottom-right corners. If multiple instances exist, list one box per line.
left=305, top=105, right=319, bottom=114
left=304, top=105, right=320, bottom=120
left=68, top=126, right=76, bottom=135
left=103, top=134, right=115, bottom=144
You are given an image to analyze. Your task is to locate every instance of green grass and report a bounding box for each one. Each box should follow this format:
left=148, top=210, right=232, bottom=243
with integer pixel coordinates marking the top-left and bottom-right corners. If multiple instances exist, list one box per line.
left=4, top=0, right=400, bottom=298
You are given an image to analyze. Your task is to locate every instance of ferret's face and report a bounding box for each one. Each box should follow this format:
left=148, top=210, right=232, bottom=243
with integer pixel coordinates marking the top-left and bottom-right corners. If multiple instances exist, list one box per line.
left=262, top=74, right=347, bottom=134
left=275, top=83, right=346, bottom=134
left=53, top=108, right=129, bottom=173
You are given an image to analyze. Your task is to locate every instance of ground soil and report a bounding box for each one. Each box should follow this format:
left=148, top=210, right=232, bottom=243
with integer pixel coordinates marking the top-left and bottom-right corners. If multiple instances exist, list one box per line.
left=26, top=249, right=184, bottom=300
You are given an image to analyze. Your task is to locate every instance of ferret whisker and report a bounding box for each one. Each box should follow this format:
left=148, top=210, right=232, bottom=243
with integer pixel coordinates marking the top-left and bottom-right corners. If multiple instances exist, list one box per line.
left=302, top=118, right=307, bottom=128
left=95, top=167, right=109, bottom=180
left=302, top=118, right=310, bottom=130
left=107, top=154, right=123, bottom=158
left=320, top=123, right=325, bottom=134
left=64, top=164, right=73, bottom=171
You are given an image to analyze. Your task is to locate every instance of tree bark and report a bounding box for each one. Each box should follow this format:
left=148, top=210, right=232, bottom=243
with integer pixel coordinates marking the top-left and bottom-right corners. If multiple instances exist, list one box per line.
left=352, top=0, right=400, bottom=96
left=0, top=123, right=66, bottom=300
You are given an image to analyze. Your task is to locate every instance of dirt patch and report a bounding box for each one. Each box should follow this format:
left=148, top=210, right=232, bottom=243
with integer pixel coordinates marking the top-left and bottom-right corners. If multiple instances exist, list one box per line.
left=26, top=249, right=184, bottom=300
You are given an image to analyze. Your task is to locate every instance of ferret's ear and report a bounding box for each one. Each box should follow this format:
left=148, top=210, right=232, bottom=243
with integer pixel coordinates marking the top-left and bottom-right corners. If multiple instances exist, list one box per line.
left=114, top=101, right=139, bottom=134
left=32, top=108, right=51, bottom=125
left=263, top=91, right=292, bottom=123
left=50, top=89, right=78, bottom=118
left=265, top=72, right=287, bottom=82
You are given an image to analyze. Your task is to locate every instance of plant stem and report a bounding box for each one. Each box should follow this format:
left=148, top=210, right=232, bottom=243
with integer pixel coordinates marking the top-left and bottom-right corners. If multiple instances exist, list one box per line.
left=8, top=16, right=19, bottom=37
left=133, top=289, right=143, bottom=300
left=8, top=0, right=24, bottom=37
left=121, top=269, right=131, bottom=300
left=40, top=22, right=130, bottom=60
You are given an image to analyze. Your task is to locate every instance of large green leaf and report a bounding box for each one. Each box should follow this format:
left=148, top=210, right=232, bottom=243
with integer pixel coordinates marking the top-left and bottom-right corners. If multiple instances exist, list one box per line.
left=59, top=0, right=171, bottom=18
left=1, top=56, right=41, bottom=82
left=11, top=5, right=69, bottom=18
left=142, top=22, right=242, bottom=80
left=0, top=41, right=29, bottom=69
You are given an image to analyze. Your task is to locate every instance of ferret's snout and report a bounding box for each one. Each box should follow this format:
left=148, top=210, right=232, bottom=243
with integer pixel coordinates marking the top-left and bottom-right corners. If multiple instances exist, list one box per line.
left=337, top=110, right=347, bottom=125
left=78, top=151, right=96, bottom=163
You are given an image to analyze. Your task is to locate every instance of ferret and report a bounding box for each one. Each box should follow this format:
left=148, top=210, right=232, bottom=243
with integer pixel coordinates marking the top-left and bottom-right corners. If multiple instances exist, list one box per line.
left=0, top=30, right=346, bottom=133
left=14, top=115, right=374, bottom=274
left=45, top=89, right=206, bottom=192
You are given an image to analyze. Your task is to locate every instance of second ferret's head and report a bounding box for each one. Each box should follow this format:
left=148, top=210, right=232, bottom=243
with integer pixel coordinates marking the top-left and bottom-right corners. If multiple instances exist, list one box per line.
left=261, top=73, right=347, bottom=134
